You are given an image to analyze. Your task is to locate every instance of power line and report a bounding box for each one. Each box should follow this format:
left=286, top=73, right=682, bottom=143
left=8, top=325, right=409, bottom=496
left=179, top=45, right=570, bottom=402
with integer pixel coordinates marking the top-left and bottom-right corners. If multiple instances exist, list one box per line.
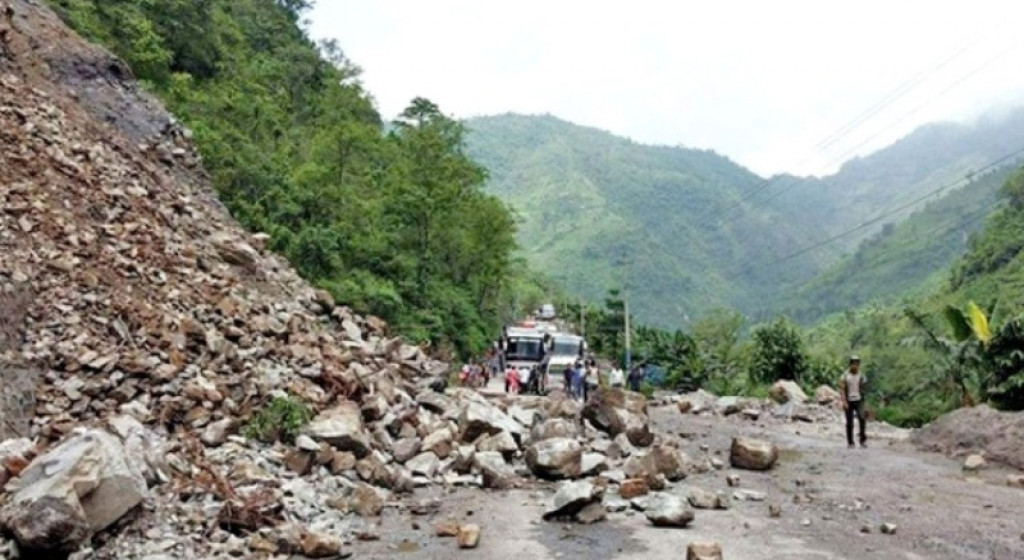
left=750, top=40, right=1022, bottom=211
left=741, top=146, right=1024, bottom=273
left=703, top=30, right=1018, bottom=227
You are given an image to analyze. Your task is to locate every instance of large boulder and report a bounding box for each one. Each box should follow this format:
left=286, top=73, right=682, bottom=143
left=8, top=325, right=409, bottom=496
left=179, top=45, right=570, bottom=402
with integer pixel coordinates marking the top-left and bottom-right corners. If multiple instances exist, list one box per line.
left=303, top=401, right=371, bottom=458
left=677, top=390, right=717, bottom=414
left=543, top=480, right=603, bottom=520
left=592, top=388, right=647, bottom=414
left=457, top=401, right=522, bottom=444
left=729, top=437, right=779, bottom=471
left=406, top=452, right=440, bottom=478
left=769, top=380, right=807, bottom=404
left=421, top=427, right=454, bottom=459
left=416, top=391, right=454, bottom=415
left=649, top=445, right=689, bottom=481
left=525, top=438, right=582, bottom=480
left=815, top=385, right=841, bottom=405
left=473, top=451, right=517, bottom=489
left=644, top=493, right=695, bottom=527
left=530, top=418, right=579, bottom=442
left=476, top=430, right=519, bottom=457
left=0, top=428, right=149, bottom=553
left=392, top=437, right=421, bottom=464
left=582, top=399, right=653, bottom=448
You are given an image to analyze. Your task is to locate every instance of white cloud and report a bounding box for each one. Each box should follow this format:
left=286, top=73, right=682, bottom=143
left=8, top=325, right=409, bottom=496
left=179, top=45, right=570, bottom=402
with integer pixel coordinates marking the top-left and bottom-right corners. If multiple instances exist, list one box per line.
left=307, top=0, right=1024, bottom=176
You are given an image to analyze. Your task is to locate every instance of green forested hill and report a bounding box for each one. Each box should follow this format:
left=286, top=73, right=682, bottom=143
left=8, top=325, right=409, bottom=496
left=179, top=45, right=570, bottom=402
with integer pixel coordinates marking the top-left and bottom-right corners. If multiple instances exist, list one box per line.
left=43, top=0, right=526, bottom=354
left=465, top=114, right=825, bottom=327
left=764, top=110, right=1024, bottom=254
left=769, top=166, right=1017, bottom=322
left=466, top=112, right=1024, bottom=327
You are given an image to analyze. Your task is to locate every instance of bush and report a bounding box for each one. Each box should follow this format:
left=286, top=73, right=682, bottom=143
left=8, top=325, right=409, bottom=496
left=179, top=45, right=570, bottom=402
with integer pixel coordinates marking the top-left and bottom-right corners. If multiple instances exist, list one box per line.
left=986, top=314, right=1024, bottom=410
left=749, top=318, right=808, bottom=385
left=638, top=381, right=656, bottom=399
left=243, top=396, right=313, bottom=443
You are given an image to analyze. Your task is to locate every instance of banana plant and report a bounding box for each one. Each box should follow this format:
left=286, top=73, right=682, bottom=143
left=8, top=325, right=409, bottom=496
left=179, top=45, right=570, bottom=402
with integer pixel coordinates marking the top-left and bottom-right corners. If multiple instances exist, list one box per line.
left=905, top=300, right=996, bottom=407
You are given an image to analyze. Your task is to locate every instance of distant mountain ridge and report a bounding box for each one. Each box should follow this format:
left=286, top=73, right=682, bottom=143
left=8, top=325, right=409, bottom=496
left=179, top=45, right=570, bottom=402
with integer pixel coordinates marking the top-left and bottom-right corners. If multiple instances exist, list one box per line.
left=464, top=110, right=1024, bottom=326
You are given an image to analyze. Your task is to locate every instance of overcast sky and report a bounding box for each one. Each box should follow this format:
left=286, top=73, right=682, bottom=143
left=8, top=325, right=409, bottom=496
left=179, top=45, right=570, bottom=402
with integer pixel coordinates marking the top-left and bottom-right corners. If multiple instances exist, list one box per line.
left=307, top=1, right=1024, bottom=177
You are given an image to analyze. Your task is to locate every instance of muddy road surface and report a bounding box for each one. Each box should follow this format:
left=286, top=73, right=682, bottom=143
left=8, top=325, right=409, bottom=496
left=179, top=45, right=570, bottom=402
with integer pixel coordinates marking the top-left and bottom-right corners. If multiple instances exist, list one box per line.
left=354, top=382, right=1024, bottom=560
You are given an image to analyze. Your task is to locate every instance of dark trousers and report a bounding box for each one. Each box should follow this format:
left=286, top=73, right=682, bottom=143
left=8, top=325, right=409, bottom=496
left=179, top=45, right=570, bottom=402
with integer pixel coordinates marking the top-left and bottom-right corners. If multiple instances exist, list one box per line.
left=845, top=399, right=866, bottom=445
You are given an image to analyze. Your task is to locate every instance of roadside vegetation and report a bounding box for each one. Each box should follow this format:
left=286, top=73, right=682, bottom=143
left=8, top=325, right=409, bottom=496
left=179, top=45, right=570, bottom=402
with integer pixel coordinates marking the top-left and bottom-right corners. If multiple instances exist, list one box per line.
left=567, top=168, right=1024, bottom=426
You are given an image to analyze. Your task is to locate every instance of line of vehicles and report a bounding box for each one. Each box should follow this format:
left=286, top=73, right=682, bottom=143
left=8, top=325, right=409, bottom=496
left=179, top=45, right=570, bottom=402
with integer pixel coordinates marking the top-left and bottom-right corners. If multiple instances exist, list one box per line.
left=497, top=305, right=586, bottom=395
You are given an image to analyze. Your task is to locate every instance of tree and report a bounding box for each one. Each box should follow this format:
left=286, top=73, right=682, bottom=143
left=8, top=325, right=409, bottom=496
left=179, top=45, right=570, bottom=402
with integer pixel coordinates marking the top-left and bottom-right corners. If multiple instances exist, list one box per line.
left=749, top=318, right=808, bottom=384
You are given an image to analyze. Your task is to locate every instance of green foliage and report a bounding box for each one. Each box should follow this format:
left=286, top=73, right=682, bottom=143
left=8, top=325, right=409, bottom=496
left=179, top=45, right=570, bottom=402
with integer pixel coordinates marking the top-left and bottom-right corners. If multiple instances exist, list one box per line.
left=638, top=382, right=656, bottom=399
left=749, top=318, right=808, bottom=384
left=243, top=396, right=313, bottom=443
left=45, top=0, right=526, bottom=357
left=987, top=313, right=1024, bottom=409
left=466, top=112, right=1024, bottom=328
left=776, top=167, right=1013, bottom=323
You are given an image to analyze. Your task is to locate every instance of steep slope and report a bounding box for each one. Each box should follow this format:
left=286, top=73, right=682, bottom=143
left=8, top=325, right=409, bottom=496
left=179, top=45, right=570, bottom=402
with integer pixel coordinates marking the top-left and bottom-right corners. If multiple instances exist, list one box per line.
left=467, top=112, right=1024, bottom=326
left=753, top=109, right=1024, bottom=254
left=0, top=3, right=466, bottom=557
left=41, top=0, right=523, bottom=354
left=465, top=114, right=823, bottom=326
left=769, top=165, right=1016, bottom=322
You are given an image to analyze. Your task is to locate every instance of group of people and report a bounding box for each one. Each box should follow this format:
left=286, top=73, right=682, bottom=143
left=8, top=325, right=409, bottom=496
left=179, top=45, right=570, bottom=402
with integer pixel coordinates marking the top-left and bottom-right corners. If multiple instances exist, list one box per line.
left=457, top=358, right=489, bottom=388
left=465, top=347, right=873, bottom=450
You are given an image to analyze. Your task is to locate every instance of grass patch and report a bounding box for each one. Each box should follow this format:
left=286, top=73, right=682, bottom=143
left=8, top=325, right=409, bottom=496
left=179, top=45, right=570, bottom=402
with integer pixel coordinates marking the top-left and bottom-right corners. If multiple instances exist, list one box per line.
left=243, top=396, right=313, bottom=444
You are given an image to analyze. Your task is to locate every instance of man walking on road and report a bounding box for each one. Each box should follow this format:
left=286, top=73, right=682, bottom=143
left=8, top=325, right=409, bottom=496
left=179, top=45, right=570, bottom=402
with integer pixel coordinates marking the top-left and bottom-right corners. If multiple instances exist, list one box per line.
left=839, top=355, right=868, bottom=448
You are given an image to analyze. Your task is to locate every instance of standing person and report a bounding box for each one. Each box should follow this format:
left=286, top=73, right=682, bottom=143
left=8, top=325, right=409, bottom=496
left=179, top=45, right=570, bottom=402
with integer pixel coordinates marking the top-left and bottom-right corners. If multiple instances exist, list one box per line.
left=839, top=355, right=868, bottom=448
left=505, top=365, right=520, bottom=394
left=571, top=360, right=584, bottom=401
left=583, top=359, right=599, bottom=401
left=628, top=361, right=646, bottom=392
left=609, top=365, right=625, bottom=388
left=562, top=363, right=573, bottom=395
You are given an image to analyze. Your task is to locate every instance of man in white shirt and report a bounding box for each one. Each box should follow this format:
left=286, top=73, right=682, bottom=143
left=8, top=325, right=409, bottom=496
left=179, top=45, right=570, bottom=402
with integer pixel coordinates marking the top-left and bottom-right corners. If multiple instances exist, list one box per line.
left=608, top=366, right=625, bottom=388
left=839, top=355, right=868, bottom=448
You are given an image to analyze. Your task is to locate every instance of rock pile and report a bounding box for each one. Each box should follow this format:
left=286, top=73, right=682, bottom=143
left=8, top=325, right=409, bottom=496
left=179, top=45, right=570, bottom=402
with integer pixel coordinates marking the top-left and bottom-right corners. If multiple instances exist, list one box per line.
left=0, top=3, right=475, bottom=555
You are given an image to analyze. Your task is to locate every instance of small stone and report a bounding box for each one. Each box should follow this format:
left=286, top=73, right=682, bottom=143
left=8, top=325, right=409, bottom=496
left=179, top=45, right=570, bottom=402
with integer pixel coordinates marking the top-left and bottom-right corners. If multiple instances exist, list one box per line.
left=726, top=474, right=740, bottom=487
left=880, top=523, right=897, bottom=535
left=435, top=521, right=460, bottom=537
left=295, top=435, right=320, bottom=452
left=768, top=504, right=781, bottom=518
left=1006, top=474, right=1024, bottom=488
left=352, top=484, right=383, bottom=517
left=457, top=524, right=481, bottom=548
left=801, top=518, right=811, bottom=526
left=963, top=454, right=986, bottom=471
left=687, top=487, right=718, bottom=510
left=861, top=524, right=871, bottom=534
left=300, top=531, right=342, bottom=558
left=284, top=449, right=314, bottom=475
left=686, top=541, right=723, bottom=560
left=734, top=490, right=766, bottom=502
left=619, top=478, right=649, bottom=499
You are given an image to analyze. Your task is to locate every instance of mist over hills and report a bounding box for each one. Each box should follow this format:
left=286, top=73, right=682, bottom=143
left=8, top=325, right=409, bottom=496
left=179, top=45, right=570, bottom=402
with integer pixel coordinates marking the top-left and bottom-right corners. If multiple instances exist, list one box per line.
left=465, top=109, right=1024, bottom=326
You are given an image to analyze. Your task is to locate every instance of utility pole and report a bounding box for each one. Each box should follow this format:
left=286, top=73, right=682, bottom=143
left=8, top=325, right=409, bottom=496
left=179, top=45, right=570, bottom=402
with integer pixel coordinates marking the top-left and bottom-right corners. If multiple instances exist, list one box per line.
left=623, top=286, right=631, bottom=373
left=579, top=296, right=585, bottom=340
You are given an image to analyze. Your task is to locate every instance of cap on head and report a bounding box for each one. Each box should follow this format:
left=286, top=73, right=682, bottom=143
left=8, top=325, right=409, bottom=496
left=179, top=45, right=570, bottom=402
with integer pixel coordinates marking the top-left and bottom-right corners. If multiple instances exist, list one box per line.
left=849, top=355, right=860, bottom=363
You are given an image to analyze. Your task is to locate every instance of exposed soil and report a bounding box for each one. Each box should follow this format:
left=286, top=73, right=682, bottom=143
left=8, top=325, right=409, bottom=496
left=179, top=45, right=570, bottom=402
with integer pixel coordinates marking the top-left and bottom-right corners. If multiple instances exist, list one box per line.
left=355, top=379, right=1024, bottom=560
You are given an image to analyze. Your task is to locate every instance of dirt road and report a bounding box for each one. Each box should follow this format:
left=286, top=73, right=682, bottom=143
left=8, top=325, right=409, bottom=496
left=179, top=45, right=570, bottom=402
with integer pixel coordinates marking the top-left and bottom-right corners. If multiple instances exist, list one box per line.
left=353, top=384, right=1024, bottom=560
